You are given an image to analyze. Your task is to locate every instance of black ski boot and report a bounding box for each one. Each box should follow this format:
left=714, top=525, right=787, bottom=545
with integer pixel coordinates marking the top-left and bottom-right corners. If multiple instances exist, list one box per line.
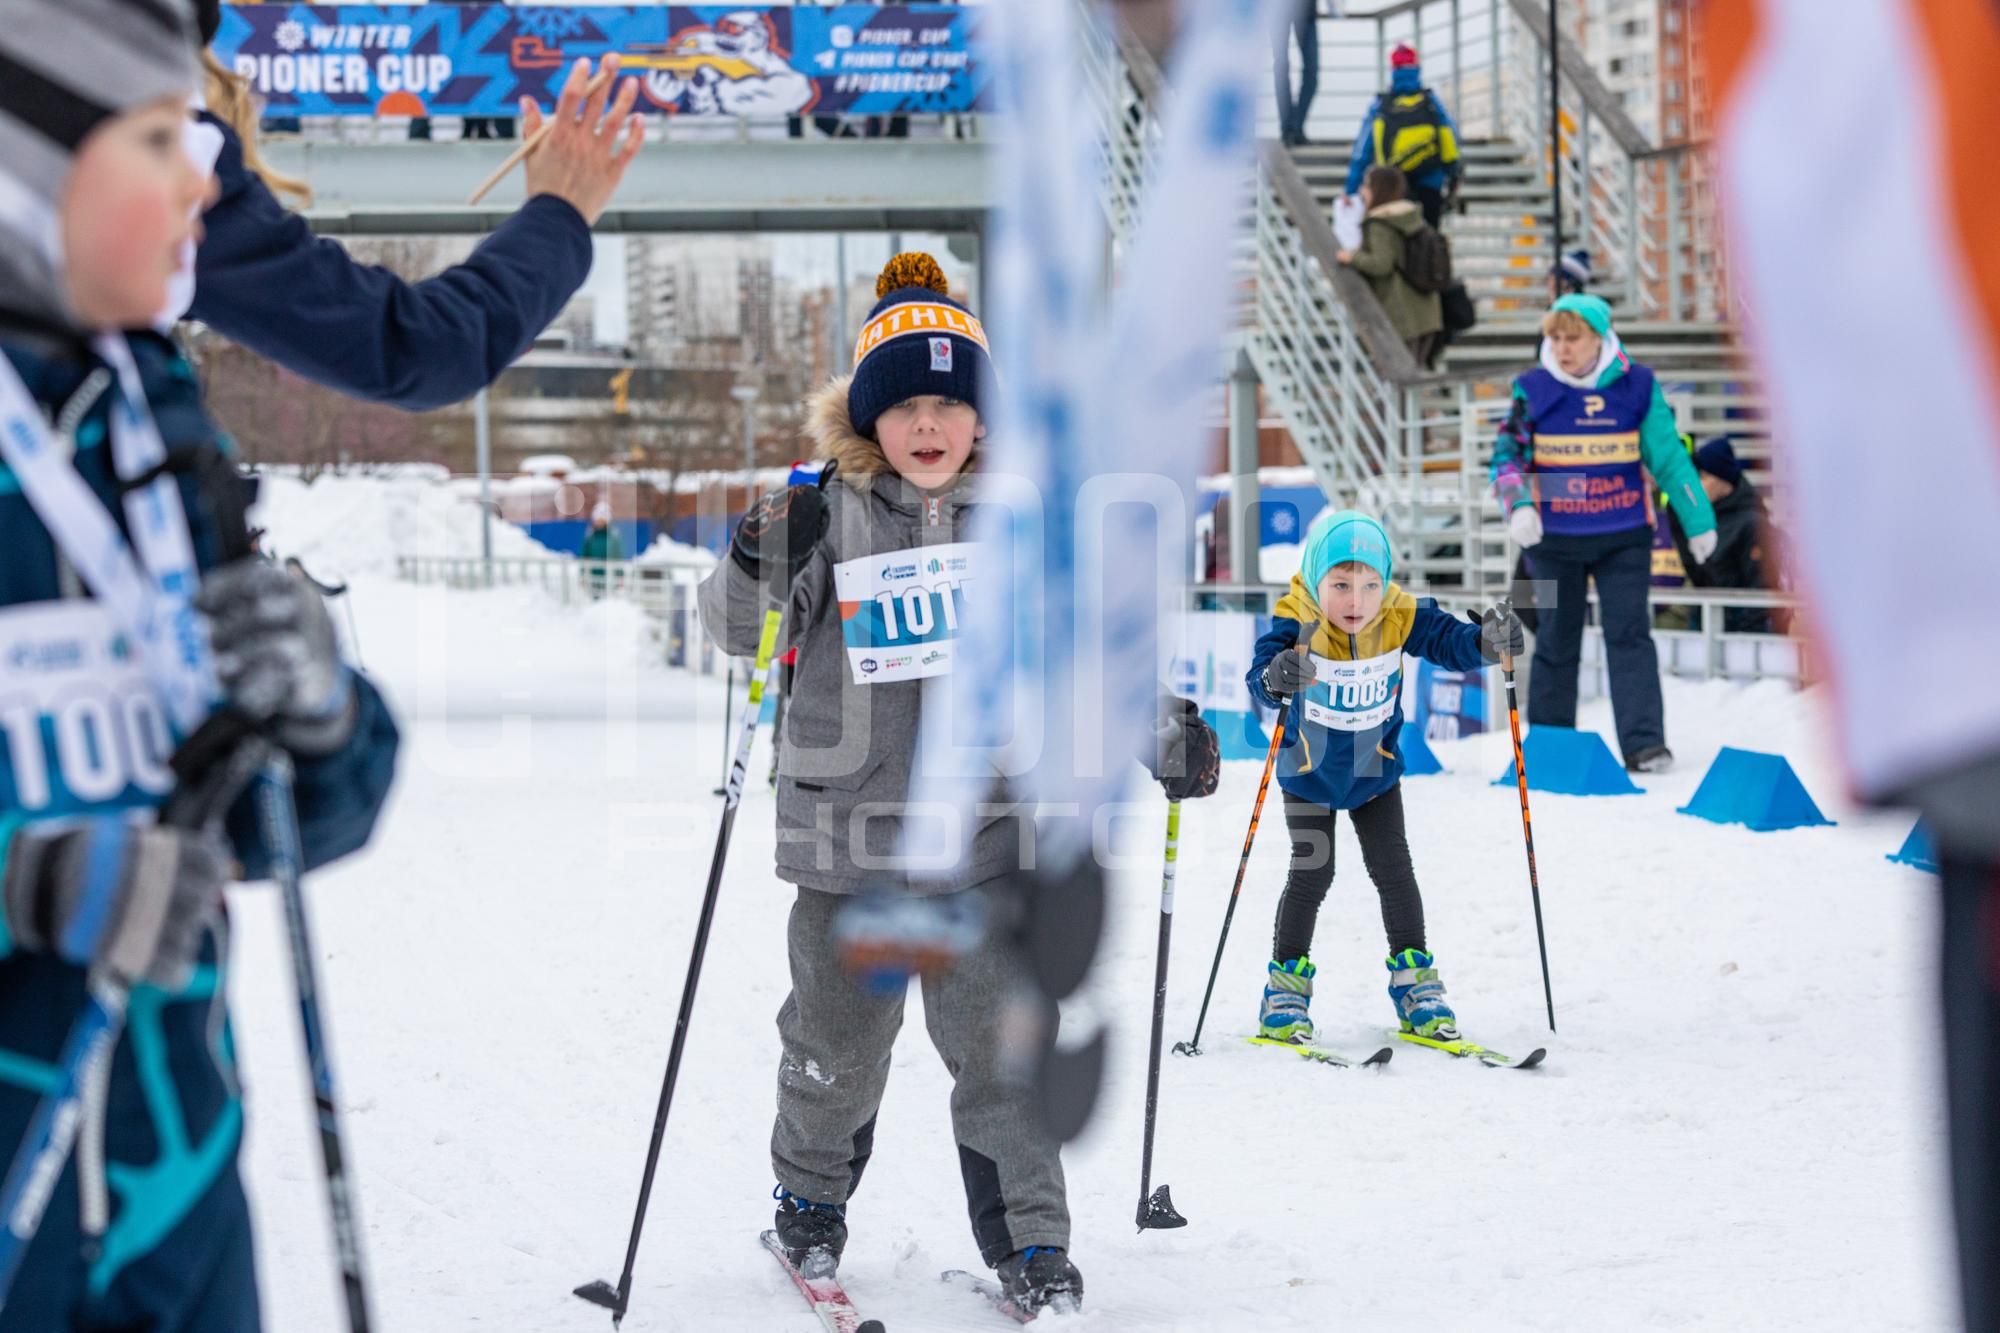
left=995, top=1246, right=1083, bottom=1314
left=773, top=1186, right=847, bottom=1277
left=1626, top=744, right=1674, bottom=774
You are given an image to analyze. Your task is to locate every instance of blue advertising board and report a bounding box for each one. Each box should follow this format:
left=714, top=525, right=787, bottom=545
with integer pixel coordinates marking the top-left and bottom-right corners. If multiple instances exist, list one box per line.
left=212, top=5, right=989, bottom=118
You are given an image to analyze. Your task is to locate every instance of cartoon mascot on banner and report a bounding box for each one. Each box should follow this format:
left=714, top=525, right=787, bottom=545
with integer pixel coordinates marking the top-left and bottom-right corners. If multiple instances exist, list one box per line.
left=634, top=11, right=814, bottom=117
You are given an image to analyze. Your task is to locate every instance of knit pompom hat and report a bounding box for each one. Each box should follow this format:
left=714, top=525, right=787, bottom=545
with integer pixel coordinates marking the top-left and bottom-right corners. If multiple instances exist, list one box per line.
left=846, top=252, right=991, bottom=440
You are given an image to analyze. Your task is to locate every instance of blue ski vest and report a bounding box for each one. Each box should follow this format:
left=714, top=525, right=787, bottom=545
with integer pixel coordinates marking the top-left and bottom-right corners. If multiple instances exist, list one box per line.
left=1516, top=364, right=1655, bottom=537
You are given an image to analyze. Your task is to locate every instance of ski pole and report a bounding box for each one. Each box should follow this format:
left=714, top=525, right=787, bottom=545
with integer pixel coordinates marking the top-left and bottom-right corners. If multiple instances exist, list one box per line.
left=285, top=557, right=365, bottom=674
left=1135, top=801, right=1187, bottom=1231
left=236, top=520, right=374, bottom=1331
left=1497, top=597, right=1556, bottom=1033
left=766, top=661, right=786, bottom=789
left=256, top=749, right=374, bottom=1332
left=0, top=974, right=126, bottom=1310
left=713, top=659, right=734, bottom=797
left=1175, top=621, right=1317, bottom=1058
left=576, top=604, right=786, bottom=1328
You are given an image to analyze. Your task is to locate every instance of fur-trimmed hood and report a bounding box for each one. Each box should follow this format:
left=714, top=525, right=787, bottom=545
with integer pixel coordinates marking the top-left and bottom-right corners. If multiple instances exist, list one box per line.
left=804, top=375, right=980, bottom=493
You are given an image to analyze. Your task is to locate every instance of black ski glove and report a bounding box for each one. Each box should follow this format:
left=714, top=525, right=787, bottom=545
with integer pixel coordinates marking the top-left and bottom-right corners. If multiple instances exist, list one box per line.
left=1472, top=606, right=1527, bottom=664
left=1144, top=694, right=1221, bottom=801
left=1260, top=646, right=1317, bottom=699
left=731, top=475, right=833, bottom=587
left=1, top=820, right=231, bottom=989
left=196, top=559, right=354, bottom=757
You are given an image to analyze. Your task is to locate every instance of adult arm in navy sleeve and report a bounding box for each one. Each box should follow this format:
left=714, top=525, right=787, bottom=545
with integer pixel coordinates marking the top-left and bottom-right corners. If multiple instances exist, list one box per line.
left=1404, top=599, right=1488, bottom=673
left=227, top=673, right=401, bottom=880
left=187, top=114, right=594, bottom=412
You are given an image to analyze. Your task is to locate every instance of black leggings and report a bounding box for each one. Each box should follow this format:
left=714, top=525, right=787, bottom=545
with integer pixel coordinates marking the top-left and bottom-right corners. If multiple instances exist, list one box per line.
left=1271, top=785, right=1426, bottom=963
left=1939, top=848, right=2000, bottom=1333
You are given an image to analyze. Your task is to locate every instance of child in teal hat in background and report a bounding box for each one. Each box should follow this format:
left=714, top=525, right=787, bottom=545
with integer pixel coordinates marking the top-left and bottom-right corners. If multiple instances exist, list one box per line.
left=1245, top=510, right=1524, bottom=1044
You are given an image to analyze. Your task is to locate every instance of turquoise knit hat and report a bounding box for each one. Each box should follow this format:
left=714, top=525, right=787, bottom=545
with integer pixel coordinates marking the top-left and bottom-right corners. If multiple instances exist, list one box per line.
left=1549, top=292, right=1614, bottom=337
left=1301, top=509, right=1393, bottom=591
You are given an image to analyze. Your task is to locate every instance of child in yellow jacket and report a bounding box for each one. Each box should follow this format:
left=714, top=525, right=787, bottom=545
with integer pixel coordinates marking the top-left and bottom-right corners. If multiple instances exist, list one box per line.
left=1245, top=510, right=1521, bottom=1042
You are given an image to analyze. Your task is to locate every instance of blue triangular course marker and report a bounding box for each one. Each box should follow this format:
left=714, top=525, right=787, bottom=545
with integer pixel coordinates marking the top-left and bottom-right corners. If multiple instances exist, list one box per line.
left=1493, top=725, right=1640, bottom=796
left=1887, top=820, right=1940, bottom=873
left=1202, top=708, right=1271, bottom=762
left=1400, top=727, right=1443, bottom=776
left=1676, top=746, right=1834, bottom=832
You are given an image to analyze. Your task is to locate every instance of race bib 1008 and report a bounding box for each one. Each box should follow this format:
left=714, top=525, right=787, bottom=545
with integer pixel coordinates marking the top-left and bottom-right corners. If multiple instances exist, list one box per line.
left=832, top=541, right=976, bottom=685
left=0, top=602, right=176, bottom=820
left=1300, top=649, right=1402, bottom=732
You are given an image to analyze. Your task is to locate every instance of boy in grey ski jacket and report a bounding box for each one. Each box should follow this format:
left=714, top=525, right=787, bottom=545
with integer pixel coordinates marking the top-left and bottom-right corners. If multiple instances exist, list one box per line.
left=701, top=254, right=1221, bottom=1309
left=697, top=255, right=1077, bottom=1304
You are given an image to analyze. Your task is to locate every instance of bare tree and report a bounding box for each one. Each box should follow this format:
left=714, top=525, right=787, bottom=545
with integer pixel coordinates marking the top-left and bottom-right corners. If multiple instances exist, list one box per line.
left=187, top=233, right=483, bottom=478
left=191, top=329, right=432, bottom=480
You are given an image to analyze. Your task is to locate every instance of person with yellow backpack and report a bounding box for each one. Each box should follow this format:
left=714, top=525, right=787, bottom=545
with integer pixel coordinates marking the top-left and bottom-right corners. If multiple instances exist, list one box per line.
left=1343, top=44, right=1462, bottom=229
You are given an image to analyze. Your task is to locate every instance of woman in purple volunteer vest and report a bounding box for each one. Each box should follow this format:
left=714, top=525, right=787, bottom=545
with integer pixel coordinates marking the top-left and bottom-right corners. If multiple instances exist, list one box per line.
left=1489, top=295, right=1719, bottom=773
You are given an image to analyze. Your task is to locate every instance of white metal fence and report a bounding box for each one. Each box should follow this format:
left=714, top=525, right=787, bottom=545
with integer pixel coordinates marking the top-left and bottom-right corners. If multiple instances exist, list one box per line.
left=1193, top=583, right=1808, bottom=687
left=394, top=554, right=723, bottom=675
left=396, top=553, right=1806, bottom=695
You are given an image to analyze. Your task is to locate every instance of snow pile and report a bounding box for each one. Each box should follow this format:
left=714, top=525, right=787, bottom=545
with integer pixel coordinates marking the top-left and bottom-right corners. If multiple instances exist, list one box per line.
left=332, top=575, right=691, bottom=720
left=251, top=471, right=549, bottom=578
left=635, top=534, right=719, bottom=569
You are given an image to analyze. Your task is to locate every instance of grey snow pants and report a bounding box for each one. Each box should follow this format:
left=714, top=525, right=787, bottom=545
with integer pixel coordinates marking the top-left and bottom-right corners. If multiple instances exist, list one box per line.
left=772, top=886, right=1070, bottom=1266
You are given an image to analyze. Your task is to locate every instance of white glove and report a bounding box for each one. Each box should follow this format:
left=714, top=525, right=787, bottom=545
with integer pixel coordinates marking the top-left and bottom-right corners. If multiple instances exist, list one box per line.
left=1688, top=529, right=1718, bottom=564
left=1508, top=505, right=1544, bottom=548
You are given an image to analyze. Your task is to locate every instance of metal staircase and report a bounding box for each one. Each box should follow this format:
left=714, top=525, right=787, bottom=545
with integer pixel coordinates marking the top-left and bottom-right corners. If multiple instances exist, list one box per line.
left=1078, top=0, right=1760, bottom=596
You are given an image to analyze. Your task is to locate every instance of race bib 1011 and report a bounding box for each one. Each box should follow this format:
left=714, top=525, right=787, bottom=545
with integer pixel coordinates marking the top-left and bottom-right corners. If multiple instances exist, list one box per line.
left=832, top=541, right=976, bottom=685
left=0, top=602, right=177, bottom=820
left=1300, top=649, right=1402, bottom=732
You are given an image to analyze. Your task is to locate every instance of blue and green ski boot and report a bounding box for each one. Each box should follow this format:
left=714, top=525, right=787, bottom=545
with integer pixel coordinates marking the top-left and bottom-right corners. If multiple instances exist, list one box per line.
left=1259, top=957, right=1316, bottom=1042
left=1386, top=948, right=1458, bottom=1039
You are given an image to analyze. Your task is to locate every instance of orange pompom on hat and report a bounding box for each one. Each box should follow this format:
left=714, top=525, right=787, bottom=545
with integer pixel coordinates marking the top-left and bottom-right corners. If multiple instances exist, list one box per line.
left=846, top=251, right=992, bottom=439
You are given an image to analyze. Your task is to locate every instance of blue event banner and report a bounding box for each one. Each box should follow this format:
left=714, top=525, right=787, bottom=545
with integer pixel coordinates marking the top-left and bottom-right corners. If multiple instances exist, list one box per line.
left=211, top=5, right=990, bottom=118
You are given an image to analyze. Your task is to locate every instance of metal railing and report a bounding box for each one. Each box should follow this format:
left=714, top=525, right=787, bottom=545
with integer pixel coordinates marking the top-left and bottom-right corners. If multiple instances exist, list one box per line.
left=394, top=554, right=723, bottom=674
left=1075, top=0, right=1161, bottom=250
left=1490, top=0, right=1724, bottom=323
left=1276, top=0, right=1725, bottom=323
left=1081, top=1, right=1744, bottom=601
left=1190, top=583, right=1808, bottom=687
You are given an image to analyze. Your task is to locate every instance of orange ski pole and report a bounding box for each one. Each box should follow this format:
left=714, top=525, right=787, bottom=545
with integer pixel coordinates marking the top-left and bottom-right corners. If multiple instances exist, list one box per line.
left=1497, top=597, right=1556, bottom=1033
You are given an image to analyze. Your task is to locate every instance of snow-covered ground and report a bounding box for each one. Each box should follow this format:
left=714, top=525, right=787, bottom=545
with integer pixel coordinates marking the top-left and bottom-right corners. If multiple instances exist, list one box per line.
left=227, top=548, right=1959, bottom=1330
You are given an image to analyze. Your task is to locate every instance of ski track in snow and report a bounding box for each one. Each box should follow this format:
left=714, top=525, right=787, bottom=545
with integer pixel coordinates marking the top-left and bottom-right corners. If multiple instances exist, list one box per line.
left=226, top=552, right=1958, bottom=1331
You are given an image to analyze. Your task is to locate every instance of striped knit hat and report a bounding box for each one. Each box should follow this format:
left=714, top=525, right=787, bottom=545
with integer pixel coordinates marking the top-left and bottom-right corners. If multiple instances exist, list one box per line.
left=0, top=0, right=199, bottom=331
left=847, top=252, right=991, bottom=440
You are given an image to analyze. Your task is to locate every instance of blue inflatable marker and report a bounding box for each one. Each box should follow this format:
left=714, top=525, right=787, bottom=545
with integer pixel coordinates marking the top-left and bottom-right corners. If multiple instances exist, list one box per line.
left=1493, top=726, right=1640, bottom=796
left=1888, top=820, right=1940, bottom=873
left=1677, top=747, right=1834, bottom=832
left=1400, top=726, right=1443, bottom=776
